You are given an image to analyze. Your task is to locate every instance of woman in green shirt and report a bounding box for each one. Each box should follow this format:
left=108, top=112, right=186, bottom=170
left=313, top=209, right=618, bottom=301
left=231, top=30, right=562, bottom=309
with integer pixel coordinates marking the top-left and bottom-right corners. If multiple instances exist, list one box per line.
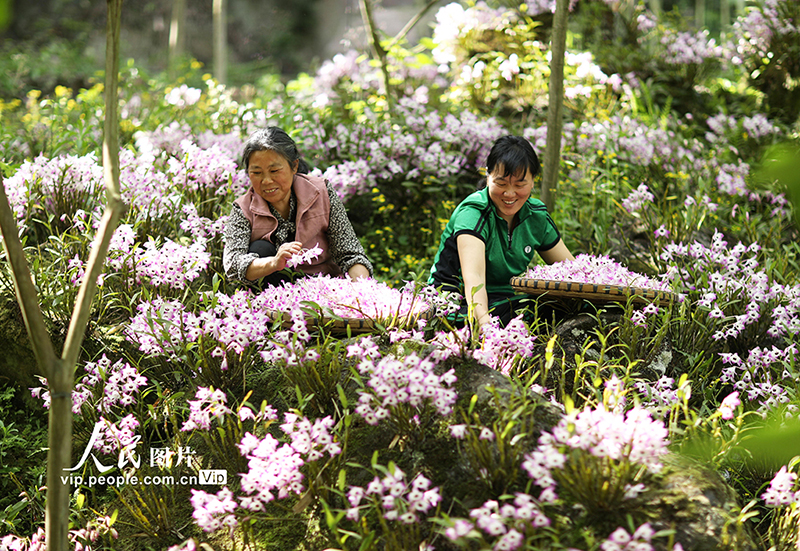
left=429, top=135, right=574, bottom=327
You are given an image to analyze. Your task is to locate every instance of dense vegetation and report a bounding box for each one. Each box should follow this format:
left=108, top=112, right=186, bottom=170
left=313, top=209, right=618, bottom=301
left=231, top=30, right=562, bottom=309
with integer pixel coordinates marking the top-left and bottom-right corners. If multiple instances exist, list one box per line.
left=1, top=0, right=800, bottom=550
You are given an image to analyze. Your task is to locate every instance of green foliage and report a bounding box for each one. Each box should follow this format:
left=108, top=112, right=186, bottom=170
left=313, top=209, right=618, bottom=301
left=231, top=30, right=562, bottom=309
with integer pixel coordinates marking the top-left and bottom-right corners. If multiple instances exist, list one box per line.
left=0, top=38, right=97, bottom=99
left=0, top=387, right=48, bottom=536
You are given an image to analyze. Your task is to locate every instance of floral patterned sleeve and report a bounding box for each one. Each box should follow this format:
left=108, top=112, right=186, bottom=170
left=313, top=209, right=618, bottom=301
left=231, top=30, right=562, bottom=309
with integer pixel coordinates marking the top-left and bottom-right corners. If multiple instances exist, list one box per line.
left=222, top=203, right=259, bottom=281
left=326, top=182, right=374, bottom=276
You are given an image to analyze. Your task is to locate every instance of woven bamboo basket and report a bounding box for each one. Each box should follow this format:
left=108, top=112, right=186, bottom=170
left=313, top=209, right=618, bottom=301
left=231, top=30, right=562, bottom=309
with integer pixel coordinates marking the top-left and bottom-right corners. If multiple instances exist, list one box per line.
left=509, top=276, right=675, bottom=306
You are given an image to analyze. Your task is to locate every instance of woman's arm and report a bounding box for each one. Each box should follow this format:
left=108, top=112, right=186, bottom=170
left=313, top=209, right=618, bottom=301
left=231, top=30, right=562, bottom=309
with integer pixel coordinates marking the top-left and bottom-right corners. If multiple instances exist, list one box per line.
left=539, top=239, right=575, bottom=264
left=457, top=233, right=492, bottom=328
left=325, top=183, right=374, bottom=276
left=222, top=205, right=260, bottom=281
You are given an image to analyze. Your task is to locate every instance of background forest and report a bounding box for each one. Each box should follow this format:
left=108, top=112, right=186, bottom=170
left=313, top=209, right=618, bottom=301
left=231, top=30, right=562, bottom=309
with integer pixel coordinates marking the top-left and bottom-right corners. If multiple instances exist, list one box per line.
left=1, top=0, right=800, bottom=550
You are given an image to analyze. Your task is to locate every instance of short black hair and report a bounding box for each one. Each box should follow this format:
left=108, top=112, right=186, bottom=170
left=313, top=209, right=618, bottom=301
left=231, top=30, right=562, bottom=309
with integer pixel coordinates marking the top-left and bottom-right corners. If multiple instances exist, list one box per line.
left=241, top=126, right=310, bottom=173
left=485, top=135, right=541, bottom=181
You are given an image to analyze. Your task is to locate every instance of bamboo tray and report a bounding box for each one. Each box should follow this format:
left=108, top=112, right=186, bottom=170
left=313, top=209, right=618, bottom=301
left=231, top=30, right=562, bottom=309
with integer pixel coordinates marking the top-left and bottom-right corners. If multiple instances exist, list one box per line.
left=509, top=276, right=675, bottom=306
left=265, top=306, right=431, bottom=335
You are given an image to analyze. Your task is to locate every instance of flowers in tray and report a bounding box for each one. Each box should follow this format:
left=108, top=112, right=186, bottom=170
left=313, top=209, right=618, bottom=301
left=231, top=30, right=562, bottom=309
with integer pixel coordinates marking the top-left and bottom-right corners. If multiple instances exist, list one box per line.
left=524, top=254, right=671, bottom=293
left=261, top=275, right=431, bottom=324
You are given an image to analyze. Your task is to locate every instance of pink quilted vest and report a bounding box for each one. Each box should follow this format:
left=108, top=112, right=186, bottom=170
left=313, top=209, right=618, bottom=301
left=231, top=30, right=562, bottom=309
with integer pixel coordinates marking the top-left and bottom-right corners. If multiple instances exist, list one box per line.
left=235, top=173, right=341, bottom=276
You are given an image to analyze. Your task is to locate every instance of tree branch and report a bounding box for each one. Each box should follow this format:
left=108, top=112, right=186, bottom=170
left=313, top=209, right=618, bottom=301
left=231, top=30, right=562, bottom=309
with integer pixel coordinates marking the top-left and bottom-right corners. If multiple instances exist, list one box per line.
left=359, top=0, right=393, bottom=110
left=0, top=178, right=58, bottom=376
left=387, top=0, right=442, bottom=50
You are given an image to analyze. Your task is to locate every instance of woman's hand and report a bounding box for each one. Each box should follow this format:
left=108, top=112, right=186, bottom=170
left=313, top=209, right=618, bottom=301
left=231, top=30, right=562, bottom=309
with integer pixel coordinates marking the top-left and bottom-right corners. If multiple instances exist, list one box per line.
left=273, top=241, right=304, bottom=270
left=347, top=263, right=370, bottom=280
left=245, top=241, right=303, bottom=281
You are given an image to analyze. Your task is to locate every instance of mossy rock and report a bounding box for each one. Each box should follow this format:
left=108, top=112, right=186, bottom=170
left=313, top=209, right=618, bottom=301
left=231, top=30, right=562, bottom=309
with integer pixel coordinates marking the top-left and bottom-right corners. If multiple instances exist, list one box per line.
left=0, top=295, right=40, bottom=389
left=642, top=454, right=759, bottom=551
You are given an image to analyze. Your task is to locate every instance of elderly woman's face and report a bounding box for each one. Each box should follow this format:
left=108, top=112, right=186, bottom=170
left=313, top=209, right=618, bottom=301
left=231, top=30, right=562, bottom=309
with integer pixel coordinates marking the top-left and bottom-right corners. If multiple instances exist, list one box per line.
left=247, top=149, right=298, bottom=208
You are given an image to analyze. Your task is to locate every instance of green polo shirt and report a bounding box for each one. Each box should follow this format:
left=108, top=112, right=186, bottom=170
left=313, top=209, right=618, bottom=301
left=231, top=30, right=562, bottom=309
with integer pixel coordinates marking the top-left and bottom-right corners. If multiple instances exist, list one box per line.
left=428, top=188, right=561, bottom=297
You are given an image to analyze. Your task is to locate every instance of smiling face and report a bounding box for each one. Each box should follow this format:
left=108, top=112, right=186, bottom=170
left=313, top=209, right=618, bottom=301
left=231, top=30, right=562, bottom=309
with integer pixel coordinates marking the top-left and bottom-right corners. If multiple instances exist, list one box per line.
left=247, top=149, right=298, bottom=212
left=487, top=165, right=534, bottom=225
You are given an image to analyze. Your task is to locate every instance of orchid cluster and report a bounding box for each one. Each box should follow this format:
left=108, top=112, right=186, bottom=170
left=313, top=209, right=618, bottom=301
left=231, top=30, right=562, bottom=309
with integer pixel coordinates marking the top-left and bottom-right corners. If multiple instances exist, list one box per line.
left=443, top=494, right=551, bottom=551
left=67, top=515, right=119, bottom=551
left=190, top=488, right=239, bottom=534
left=633, top=376, right=679, bottom=419
left=99, top=234, right=212, bottom=291
left=427, top=315, right=536, bottom=375
left=260, top=307, right=312, bottom=366
left=2, top=152, right=103, bottom=225
left=524, top=109, right=786, bottom=215
left=285, top=243, right=323, bottom=269
left=190, top=410, right=340, bottom=533
left=1, top=515, right=118, bottom=551
left=599, top=523, right=661, bottom=551
left=92, top=414, right=140, bottom=456
left=349, top=342, right=458, bottom=432
left=311, top=48, right=447, bottom=110
left=280, top=412, right=342, bottom=462
left=431, top=1, right=626, bottom=113
left=0, top=530, right=43, bottom=551
left=622, top=183, right=655, bottom=215
left=660, top=29, right=720, bottom=65
left=723, top=0, right=800, bottom=66
left=431, top=2, right=515, bottom=67
left=260, top=275, right=431, bottom=323
left=344, top=468, right=441, bottom=524
left=719, top=344, right=797, bottom=413
left=260, top=308, right=358, bottom=412
left=660, top=230, right=800, bottom=342
left=762, top=464, right=800, bottom=508
left=240, top=411, right=340, bottom=504
left=181, top=387, right=230, bottom=432
left=30, top=355, right=147, bottom=415
left=118, top=148, right=178, bottom=219
left=522, top=404, right=669, bottom=510
left=526, top=254, right=671, bottom=293
left=166, top=140, right=240, bottom=201
left=473, top=316, right=537, bottom=375
left=126, top=290, right=274, bottom=360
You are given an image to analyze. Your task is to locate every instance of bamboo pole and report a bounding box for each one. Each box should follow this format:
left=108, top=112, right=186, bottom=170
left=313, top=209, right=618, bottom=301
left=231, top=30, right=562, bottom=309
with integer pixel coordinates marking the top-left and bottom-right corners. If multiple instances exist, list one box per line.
left=540, top=0, right=569, bottom=212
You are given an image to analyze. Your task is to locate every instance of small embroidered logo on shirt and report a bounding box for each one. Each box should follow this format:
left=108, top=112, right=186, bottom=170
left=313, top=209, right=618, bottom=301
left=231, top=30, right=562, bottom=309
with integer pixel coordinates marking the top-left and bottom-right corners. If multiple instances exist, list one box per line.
left=524, top=245, right=532, bottom=254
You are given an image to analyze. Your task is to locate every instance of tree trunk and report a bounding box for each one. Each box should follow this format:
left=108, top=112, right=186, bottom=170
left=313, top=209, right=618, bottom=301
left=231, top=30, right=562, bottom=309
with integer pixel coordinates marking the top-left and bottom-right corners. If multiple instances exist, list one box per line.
left=649, top=0, right=662, bottom=17
left=213, top=0, right=227, bottom=85
left=694, top=0, right=705, bottom=28
left=720, top=0, right=730, bottom=37
left=169, top=0, right=187, bottom=73
left=0, top=1, right=124, bottom=549
left=540, top=0, right=569, bottom=212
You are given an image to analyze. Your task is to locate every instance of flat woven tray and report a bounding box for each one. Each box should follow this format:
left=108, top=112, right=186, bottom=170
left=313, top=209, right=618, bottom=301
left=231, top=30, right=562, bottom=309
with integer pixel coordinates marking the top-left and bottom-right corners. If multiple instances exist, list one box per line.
left=510, top=277, right=674, bottom=306
left=265, top=306, right=431, bottom=335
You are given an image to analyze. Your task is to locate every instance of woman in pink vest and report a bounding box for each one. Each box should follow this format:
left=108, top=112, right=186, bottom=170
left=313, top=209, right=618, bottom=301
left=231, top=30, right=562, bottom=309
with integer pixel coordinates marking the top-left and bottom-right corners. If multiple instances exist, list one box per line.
left=223, top=127, right=372, bottom=287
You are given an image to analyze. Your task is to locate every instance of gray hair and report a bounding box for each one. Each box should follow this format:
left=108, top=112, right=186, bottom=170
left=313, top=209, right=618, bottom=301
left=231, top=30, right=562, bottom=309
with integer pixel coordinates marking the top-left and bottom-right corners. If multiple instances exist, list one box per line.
left=241, top=126, right=310, bottom=173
